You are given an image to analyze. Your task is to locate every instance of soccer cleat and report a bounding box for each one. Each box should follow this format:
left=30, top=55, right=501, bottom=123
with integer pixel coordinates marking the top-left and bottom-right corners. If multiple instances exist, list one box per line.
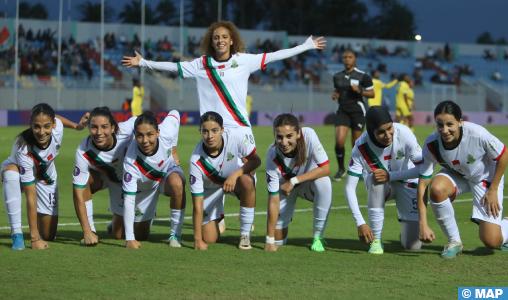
left=310, top=237, right=327, bottom=252
left=168, top=235, right=182, bottom=248
left=238, top=234, right=252, bottom=250
left=219, top=219, right=226, bottom=234
left=368, top=239, right=384, bottom=254
left=440, top=240, right=463, bottom=259
left=79, top=239, right=87, bottom=246
left=11, top=233, right=25, bottom=250
left=332, top=169, right=345, bottom=181
left=106, top=222, right=113, bottom=234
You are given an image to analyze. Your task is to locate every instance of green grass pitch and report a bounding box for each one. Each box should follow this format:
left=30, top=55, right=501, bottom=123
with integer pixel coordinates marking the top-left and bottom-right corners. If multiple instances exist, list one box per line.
left=0, top=125, right=507, bottom=299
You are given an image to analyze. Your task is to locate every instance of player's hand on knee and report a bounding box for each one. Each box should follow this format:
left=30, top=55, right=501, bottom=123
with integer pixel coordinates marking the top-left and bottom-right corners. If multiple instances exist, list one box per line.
left=372, top=169, right=390, bottom=183
left=84, top=231, right=99, bottom=246
left=31, top=239, right=49, bottom=250
left=419, top=225, right=435, bottom=243
left=264, top=243, right=279, bottom=251
left=357, top=224, right=374, bottom=243
left=194, top=240, right=208, bottom=250
left=126, top=240, right=142, bottom=249
left=481, top=189, right=500, bottom=219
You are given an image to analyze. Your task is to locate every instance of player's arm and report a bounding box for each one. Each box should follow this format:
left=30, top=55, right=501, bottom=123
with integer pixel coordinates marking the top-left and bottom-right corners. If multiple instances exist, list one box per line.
left=72, top=154, right=98, bottom=245
left=261, top=36, right=326, bottom=67
left=280, top=160, right=329, bottom=197
left=265, top=193, right=280, bottom=251
left=483, top=142, right=508, bottom=218
left=23, top=183, right=48, bottom=249
left=222, top=152, right=261, bottom=193
left=192, top=194, right=207, bottom=250
left=385, top=79, right=398, bottom=88
left=56, top=112, right=89, bottom=131
left=345, top=174, right=373, bottom=243
left=122, top=50, right=178, bottom=72
left=417, top=146, right=437, bottom=243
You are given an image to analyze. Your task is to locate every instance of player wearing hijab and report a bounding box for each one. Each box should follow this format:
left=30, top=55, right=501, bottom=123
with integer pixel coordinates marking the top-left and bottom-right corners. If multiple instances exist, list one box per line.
left=264, top=113, right=332, bottom=252
left=417, top=101, right=508, bottom=258
left=345, top=106, right=424, bottom=254
left=122, top=111, right=183, bottom=248
left=2, top=103, right=88, bottom=249
left=190, top=112, right=261, bottom=250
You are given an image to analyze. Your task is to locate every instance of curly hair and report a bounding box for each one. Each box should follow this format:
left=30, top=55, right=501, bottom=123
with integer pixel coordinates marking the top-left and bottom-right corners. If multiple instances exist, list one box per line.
left=198, top=21, right=247, bottom=57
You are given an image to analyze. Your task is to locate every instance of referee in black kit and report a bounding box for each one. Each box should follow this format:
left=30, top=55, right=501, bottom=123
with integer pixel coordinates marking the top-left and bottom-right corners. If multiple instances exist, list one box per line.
left=332, top=50, right=374, bottom=181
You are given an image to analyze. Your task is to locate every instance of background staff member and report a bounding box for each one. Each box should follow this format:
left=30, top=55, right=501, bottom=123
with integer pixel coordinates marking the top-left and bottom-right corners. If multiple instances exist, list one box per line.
left=332, top=50, right=374, bottom=181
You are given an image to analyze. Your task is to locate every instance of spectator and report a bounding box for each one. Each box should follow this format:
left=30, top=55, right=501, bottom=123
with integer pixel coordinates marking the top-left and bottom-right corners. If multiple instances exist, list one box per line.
left=26, top=28, right=34, bottom=41
left=35, top=29, right=43, bottom=42
left=413, top=68, right=423, bottom=86
left=483, top=49, right=495, bottom=60
left=425, top=47, right=435, bottom=59
left=69, top=34, right=75, bottom=46
left=377, top=61, right=387, bottom=73
left=82, top=58, right=93, bottom=81
left=463, top=64, right=474, bottom=75
left=491, top=70, right=503, bottom=81
left=119, top=33, right=127, bottom=46
left=145, top=38, right=153, bottom=50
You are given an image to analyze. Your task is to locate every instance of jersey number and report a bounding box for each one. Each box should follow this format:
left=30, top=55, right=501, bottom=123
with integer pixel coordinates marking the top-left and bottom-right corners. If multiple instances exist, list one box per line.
left=219, top=72, right=224, bottom=77
left=48, top=192, right=58, bottom=205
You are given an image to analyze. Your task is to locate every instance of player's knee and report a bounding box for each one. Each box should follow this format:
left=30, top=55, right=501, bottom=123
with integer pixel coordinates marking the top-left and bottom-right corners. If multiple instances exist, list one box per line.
left=480, top=235, right=502, bottom=249
left=401, top=239, right=422, bottom=250
left=429, top=180, right=449, bottom=202
left=238, top=174, right=255, bottom=192
left=203, top=235, right=218, bottom=244
left=169, top=175, right=184, bottom=191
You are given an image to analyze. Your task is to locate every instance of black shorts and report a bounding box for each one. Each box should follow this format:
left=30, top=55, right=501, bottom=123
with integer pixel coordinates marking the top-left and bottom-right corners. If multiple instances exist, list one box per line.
left=335, top=110, right=365, bottom=131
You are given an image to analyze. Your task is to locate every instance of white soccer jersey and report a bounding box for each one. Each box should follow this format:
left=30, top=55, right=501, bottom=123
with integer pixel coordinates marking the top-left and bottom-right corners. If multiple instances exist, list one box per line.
left=419, top=121, right=506, bottom=184
left=15, top=118, right=64, bottom=186
left=73, top=117, right=137, bottom=188
left=122, top=111, right=180, bottom=195
left=189, top=128, right=256, bottom=197
left=265, top=127, right=329, bottom=195
left=348, top=123, right=422, bottom=183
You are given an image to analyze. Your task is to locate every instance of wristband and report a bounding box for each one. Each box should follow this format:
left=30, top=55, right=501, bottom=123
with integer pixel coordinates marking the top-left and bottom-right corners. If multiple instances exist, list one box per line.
left=266, top=236, right=275, bottom=244
left=290, top=177, right=299, bottom=186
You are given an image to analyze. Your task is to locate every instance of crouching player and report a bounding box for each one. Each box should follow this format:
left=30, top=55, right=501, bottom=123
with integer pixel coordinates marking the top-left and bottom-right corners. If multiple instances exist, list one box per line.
left=264, top=113, right=332, bottom=252
left=190, top=112, right=261, bottom=250
left=345, top=106, right=424, bottom=254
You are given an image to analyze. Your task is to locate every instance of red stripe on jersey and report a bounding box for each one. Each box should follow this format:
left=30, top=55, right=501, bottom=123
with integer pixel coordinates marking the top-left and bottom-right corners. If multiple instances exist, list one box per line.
left=317, top=160, right=330, bottom=167
left=384, top=155, right=391, bottom=160
left=452, top=160, right=460, bottom=165
left=273, top=158, right=290, bottom=180
left=261, top=53, right=267, bottom=70
left=413, top=160, right=423, bottom=165
left=112, top=158, right=119, bottom=163
left=244, top=147, right=257, bottom=159
left=134, top=161, right=162, bottom=182
left=358, top=145, right=376, bottom=172
left=218, top=65, right=225, bottom=69
left=493, top=145, right=506, bottom=161
left=196, top=159, right=223, bottom=185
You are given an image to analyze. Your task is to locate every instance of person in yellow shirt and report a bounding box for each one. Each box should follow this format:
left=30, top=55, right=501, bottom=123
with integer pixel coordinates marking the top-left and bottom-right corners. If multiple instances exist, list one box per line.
left=131, top=79, right=146, bottom=116
left=369, top=70, right=398, bottom=107
left=395, top=74, right=416, bottom=131
left=246, top=92, right=253, bottom=118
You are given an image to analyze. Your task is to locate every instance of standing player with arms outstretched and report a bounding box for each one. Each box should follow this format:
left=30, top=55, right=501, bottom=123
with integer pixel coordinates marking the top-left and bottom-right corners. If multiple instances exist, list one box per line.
left=122, top=111, right=184, bottom=248
left=190, top=112, right=261, bottom=250
left=264, top=113, right=332, bottom=252
left=417, top=101, right=508, bottom=258
left=2, top=103, right=88, bottom=249
left=345, top=106, right=423, bottom=254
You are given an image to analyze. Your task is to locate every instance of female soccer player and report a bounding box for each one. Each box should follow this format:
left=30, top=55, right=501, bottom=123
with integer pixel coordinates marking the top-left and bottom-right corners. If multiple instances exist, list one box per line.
left=331, top=50, right=375, bottom=181
left=345, top=106, right=423, bottom=254
left=369, top=70, right=398, bottom=107
left=2, top=103, right=88, bottom=249
left=417, top=101, right=508, bottom=258
left=395, top=74, right=415, bottom=131
left=264, top=113, right=332, bottom=252
left=189, top=112, right=261, bottom=250
left=73, top=108, right=186, bottom=247
left=122, top=111, right=183, bottom=248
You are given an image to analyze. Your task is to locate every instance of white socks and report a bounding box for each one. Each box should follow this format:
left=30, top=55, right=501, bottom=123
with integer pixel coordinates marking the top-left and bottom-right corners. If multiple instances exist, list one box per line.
left=170, top=208, right=185, bottom=236
left=85, top=200, right=96, bottom=233
left=430, top=198, right=462, bottom=243
left=275, top=237, right=287, bottom=245
left=312, top=177, right=332, bottom=237
left=501, top=218, right=508, bottom=244
left=400, top=220, right=422, bottom=250
left=368, top=208, right=385, bottom=240
left=3, top=170, right=22, bottom=236
left=239, top=206, right=254, bottom=236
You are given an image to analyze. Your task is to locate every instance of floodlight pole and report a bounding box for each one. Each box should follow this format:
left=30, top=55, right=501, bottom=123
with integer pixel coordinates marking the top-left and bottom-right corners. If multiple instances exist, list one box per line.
left=14, top=0, right=18, bottom=110
left=57, top=0, right=63, bottom=110
left=140, top=0, right=145, bottom=84
left=179, top=0, right=184, bottom=108
left=218, top=0, right=222, bottom=21
left=100, top=0, right=104, bottom=106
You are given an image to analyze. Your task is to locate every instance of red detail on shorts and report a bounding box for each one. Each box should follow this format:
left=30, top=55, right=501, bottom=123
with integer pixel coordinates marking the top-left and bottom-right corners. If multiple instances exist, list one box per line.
left=244, top=147, right=257, bottom=159
left=112, top=158, right=119, bottom=163
left=261, top=53, right=267, bottom=70
left=47, top=154, right=53, bottom=161
left=218, top=65, right=225, bottom=69
left=384, top=187, right=392, bottom=202
left=317, top=160, right=330, bottom=167
left=450, top=186, right=458, bottom=202
left=413, top=160, right=423, bottom=165
left=158, top=160, right=164, bottom=167
left=493, top=145, right=506, bottom=161
left=452, top=160, right=460, bottom=165
left=384, top=155, right=392, bottom=160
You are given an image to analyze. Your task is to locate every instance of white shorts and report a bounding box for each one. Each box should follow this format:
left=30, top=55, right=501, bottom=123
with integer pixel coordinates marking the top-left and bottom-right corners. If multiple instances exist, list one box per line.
left=364, top=172, right=419, bottom=222
left=276, top=181, right=315, bottom=229
left=99, top=175, right=124, bottom=216
left=228, top=126, right=256, bottom=158
left=2, top=158, right=58, bottom=216
left=436, top=168, right=504, bottom=225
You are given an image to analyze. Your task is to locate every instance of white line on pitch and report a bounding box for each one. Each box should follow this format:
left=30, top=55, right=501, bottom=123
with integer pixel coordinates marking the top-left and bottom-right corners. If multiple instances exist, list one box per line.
left=0, top=197, right=490, bottom=230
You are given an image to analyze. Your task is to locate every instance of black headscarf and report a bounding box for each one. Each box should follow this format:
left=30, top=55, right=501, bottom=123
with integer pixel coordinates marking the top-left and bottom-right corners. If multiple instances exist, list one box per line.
left=366, top=106, right=393, bottom=148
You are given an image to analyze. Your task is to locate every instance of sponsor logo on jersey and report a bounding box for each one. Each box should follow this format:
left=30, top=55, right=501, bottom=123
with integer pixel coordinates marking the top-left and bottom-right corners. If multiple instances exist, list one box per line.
left=19, top=166, right=25, bottom=175
left=124, top=172, right=133, bottom=182
left=358, top=123, right=362, bottom=128
left=466, top=154, right=476, bottom=164
left=243, top=135, right=250, bottom=145
left=73, top=166, right=80, bottom=176
left=489, top=141, right=497, bottom=151
left=396, top=151, right=405, bottom=160
left=316, top=144, right=325, bottom=155
left=171, top=120, right=178, bottom=128
left=56, top=145, right=61, bottom=153
left=189, top=174, right=196, bottom=185
left=345, top=75, right=349, bottom=79
left=227, top=152, right=234, bottom=161
left=231, top=60, right=238, bottom=68
left=135, top=206, right=144, bottom=217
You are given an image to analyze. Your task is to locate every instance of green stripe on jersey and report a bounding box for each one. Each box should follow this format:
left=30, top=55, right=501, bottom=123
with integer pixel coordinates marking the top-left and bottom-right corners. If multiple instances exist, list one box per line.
left=347, top=170, right=362, bottom=177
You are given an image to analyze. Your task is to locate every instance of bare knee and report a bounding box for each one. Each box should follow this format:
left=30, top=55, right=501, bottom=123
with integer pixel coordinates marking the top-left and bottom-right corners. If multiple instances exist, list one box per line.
left=481, top=236, right=503, bottom=249
left=430, top=177, right=453, bottom=202
left=237, top=174, right=255, bottom=194
left=203, top=235, right=218, bottom=244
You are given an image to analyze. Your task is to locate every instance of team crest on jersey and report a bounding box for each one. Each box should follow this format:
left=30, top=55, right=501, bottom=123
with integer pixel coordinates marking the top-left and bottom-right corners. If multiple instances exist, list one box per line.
left=124, top=172, right=133, bottom=182
left=231, top=60, right=239, bottom=68
left=489, top=141, right=497, bottom=152
left=316, top=144, right=325, bottom=155
left=227, top=152, right=234, bottom=161
left=171, top=120, right=178, bottom=128
left=466, top=154, right=476, bottom=164
left=56, top=145, right=61, bottom=153
left=167, top=149, right=172, bottom=157
left=396, top=151, right=405, bottom=160
left=73, top=166, right=80, bottom=176
left=189, top=174, right=196, bottom=185
left=349, top=158, right=354, bottom=167
left=19, top=166, right=25, bottom=175
left=135, top=206, right=144, bottom=217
